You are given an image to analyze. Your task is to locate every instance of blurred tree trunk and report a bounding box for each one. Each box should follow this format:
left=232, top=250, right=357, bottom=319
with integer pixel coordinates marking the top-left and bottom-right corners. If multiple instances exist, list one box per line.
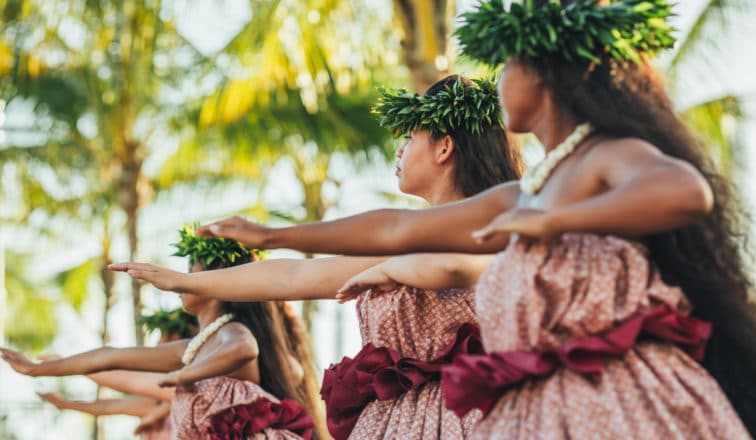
left=392, top=0, right=455, bottom=92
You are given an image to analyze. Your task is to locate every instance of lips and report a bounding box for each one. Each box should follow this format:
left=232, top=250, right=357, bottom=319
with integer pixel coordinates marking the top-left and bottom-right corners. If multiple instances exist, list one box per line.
left=395, top=165, right=401, bottom=177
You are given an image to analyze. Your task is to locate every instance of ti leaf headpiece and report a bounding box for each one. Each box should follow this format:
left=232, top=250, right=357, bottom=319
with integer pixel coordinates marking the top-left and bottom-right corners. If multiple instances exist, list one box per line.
left=139, top=307, right=198, bottom=339
left=456, top=0, right=676, bottom=66
left=372, top=77, right=503, bottom=136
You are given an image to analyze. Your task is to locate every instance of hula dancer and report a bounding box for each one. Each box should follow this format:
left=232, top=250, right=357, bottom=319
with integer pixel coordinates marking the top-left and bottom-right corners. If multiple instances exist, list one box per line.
left=111, top=75, right=523, bottom=440
left=2, top=227, right=325, bottom=440
left=181, top=1, right=756, bottom=438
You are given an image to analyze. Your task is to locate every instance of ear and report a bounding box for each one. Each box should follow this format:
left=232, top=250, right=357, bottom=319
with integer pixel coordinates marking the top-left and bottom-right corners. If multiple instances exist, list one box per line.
left=435, top=135, right=455, bottom=165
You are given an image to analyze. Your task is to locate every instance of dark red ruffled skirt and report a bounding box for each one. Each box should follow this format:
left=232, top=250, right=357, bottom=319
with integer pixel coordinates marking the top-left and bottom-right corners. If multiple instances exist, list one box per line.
left=441, top=305, right=711, bottom=417
left=207, top=397, right=314, bottom=440
left=320, top=323, right=483, bottom=440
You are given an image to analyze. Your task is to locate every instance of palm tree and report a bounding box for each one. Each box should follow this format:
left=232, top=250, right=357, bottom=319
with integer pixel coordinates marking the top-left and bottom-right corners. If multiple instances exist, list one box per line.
left=393, top=0, right=457, bottom=91
left=0, top=0, right=222, bottom=346
left=188, top=0, right=399, bottom=343
left=664, top=0, right=756, bottom=177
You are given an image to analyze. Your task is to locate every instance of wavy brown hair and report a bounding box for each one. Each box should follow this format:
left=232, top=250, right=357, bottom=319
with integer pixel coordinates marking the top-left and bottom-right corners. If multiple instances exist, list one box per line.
left=521, top=3, right=756, bottom=430
left=425, top=75, right=525, bottom=195
left=204, top=257, right=327, bottom=439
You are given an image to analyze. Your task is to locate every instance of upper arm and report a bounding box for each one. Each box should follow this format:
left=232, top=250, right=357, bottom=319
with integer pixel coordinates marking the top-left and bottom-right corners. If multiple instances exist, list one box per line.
left=591, top=138, right=713, bottom=213
left=217, top=323, right=260, bottom=360
left=105, top=340, right=187, bottom=373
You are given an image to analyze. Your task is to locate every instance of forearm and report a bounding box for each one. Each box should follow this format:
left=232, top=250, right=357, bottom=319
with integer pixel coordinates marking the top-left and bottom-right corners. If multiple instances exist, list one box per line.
left=32, top=344, right=185, bottom=376
left=548, top=169, right=711, bottom=237
left=87, top=371, right=174, bottom=402
left=179, top=256, right=385, bottom=301
left=58, top=397, right=157, bottom=417
left=263, top=183, right=518, bottom=255
left=381, top=254, right=493, bottom=290
left=176, top=343, right=256, bottom=385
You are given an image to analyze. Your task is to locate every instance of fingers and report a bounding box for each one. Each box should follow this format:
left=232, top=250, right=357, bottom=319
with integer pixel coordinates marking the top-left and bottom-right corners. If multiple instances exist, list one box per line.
left=197, top=217, right=241, bottom=237
left=108, top=262, right=157, bottom=272
left=471, top=225, right=496, bottom=243
left=0, top=348, right=19, bottom=362
left=335, top=288, right=363, bottom=304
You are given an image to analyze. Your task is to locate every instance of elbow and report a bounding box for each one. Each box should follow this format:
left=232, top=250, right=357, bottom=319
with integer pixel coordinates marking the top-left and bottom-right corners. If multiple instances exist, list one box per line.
left=441, top=256, right=470, bottom=288
left=679, top=167, right=714, bottom=218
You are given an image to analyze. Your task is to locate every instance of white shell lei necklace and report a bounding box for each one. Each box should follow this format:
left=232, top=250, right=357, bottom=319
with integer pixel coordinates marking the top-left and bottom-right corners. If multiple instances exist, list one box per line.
left=181, top=313, right=235, bottom=365
left=520, top=122, right=594, bottom=195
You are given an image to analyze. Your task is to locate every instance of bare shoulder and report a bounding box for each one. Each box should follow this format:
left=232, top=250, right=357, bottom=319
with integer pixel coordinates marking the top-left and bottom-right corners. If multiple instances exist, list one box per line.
left=583, top=136, right=704, bottom=186
left=219, top=321, right=256, bottom=341
left=584, top=137, right=666, bottom=164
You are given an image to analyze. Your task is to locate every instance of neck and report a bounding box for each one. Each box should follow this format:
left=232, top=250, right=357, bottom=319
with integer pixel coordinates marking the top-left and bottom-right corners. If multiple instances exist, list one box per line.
left=425, top=173, right=465, bottom=206
left=196, top=303, right=226, bottom=330
left=531, top=103, right=581, bottom=152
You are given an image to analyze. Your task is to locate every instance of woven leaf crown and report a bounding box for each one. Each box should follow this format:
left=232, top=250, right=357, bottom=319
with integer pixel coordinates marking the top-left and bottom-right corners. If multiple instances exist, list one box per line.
left=373, top=77, right=503, bottom=137
left=456, top=0, right=676, bottom=66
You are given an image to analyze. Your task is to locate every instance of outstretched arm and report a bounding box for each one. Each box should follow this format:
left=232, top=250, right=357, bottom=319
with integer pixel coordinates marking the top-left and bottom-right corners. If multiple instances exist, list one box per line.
left=197, top=182, right=520, bottom=255
left=38, top=393, right=160, bottom=417
left=336, top=253, right=494, bottom=302
left=87, top=370, right=175, bottom=402
left=110, top=256, right=386, bottom=301
left=159, top=323, right=258, bottom=387
left=0, top=341, right=186, bottom=377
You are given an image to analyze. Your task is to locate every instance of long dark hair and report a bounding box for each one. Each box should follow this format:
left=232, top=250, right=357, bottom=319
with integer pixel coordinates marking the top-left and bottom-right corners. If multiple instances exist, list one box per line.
left=204, top=258, right=327, bottom=439
left=223, top=300, right=328, bottom=439
left=522, top=12, right=756, bottom=430
left=425, top=75, right=524, bottom=195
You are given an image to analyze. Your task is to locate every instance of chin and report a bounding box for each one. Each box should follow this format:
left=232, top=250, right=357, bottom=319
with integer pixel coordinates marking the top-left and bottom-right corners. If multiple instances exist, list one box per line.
left=505, top=119, right=531, bottom=134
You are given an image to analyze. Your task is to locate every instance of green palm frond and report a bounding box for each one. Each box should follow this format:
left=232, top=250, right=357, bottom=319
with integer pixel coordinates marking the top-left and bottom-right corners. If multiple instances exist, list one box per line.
left=680, top=95, right=744, bottom=175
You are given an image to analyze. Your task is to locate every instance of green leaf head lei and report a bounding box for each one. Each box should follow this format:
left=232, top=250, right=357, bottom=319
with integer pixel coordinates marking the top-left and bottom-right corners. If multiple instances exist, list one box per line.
left=138, top=307, right=198, bottom=339
left=456, top=0, right=676, bottom=67
left=372, top=77, right=503, bottom=137
left=171, top=223, right=263, bottom=269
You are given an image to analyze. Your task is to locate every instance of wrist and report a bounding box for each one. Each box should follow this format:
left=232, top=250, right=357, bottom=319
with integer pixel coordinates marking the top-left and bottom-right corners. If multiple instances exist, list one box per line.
left=262, top=226, right=281, bottom=249
left=174, top=272, right=191, bottom=292
left=174, top=367, right=188, bottom=386
left=543, top=209, right=564, bottom=238
left=28, top=363, right=46, bottom=377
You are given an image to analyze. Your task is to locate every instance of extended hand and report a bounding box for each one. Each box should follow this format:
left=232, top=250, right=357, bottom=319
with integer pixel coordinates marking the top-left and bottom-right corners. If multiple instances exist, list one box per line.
left=0, top=348, right=41, bottom=376
left=108, top=262, right=184, bottom=292
left=335, top=266, right=398, bottom=303
left=134, top=409, right=167, bottom=434
left=197, top=216, right=271, bottom=249
left=158, top=370, right=183, bottom=388
left=472, top=208, right=554, bottom=243
left=37, top=392, right=68, bottom=409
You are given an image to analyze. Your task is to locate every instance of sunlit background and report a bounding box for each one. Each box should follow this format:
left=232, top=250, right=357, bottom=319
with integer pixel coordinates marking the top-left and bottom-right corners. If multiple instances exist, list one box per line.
left=1, top=0, right=755, bottom=438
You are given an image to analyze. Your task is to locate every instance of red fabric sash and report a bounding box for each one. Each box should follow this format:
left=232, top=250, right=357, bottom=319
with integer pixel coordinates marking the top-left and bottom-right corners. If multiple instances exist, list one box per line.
left=207, top=397, right=314, bottom=440
left=442, top=306, right=712, bottom=417
left=320, top=323, right=483, bottom=440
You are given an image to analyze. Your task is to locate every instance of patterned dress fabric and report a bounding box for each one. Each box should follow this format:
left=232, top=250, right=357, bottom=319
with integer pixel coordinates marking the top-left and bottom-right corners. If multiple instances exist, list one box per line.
left=348, top=285, right=483, bottom=439
left=471, top=233, right=750, bottom=440
left=140, top=416, right=172, bottom=440
left=171, top=376, right=304, bottom=440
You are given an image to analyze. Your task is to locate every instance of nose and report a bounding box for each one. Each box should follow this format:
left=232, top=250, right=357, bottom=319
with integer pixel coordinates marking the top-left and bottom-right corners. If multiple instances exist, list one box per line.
left=396, top=141, right=406, bottom=159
